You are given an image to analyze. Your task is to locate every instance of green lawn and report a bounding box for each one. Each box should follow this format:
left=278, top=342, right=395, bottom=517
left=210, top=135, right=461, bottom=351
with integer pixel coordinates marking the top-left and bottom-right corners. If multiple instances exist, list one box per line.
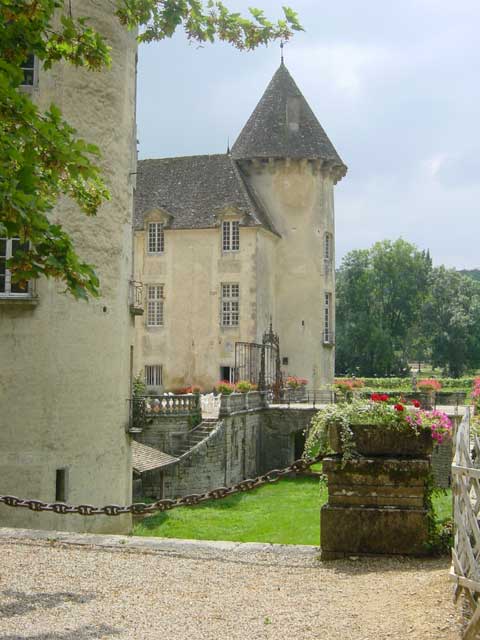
left=133, top=477, right=451, bottom=546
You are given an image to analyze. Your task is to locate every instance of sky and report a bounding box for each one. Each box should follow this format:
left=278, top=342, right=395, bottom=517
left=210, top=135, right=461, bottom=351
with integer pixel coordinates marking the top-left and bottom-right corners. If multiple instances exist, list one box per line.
left=136, top=0, right=480, bottom=270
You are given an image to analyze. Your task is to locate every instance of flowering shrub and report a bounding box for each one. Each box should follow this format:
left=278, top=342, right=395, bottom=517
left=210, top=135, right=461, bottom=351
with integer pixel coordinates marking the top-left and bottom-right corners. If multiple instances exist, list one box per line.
left=236, top=380, right=256, bottom=393
left=418, top=379, right=442, bottom=392
left=371, top=393, right=389, bottom=402
left=471, top=378, right=480, bottom=405
left=173, top=386, right=201, bottom=394
left=215, top=381, right=235, bottom=395
left=406, top=410, right=452, bottom=444
left=286, top=376, right=308, bottom=389
left=335, top=379, right=354, bottom=393
left=351, top=379, right=365, bottom=389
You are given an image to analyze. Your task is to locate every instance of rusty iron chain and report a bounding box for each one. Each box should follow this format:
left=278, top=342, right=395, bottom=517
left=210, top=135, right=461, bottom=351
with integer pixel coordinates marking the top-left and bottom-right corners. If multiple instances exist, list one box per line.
left=0, top=454, right=323, bottom=517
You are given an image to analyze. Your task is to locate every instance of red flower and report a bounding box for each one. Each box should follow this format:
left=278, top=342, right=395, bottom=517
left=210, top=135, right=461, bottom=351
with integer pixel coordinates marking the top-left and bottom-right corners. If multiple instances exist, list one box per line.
left=394, top=403, right=405, bottom=412
left=371, top=393, right=389, bottom=403
left=412, top=399, right=421, bottom=408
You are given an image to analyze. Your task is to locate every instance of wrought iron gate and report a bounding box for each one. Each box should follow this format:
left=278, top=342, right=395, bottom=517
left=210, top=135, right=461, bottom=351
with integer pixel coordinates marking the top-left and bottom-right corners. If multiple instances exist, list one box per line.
left=234, top=323, right=281, bottom=396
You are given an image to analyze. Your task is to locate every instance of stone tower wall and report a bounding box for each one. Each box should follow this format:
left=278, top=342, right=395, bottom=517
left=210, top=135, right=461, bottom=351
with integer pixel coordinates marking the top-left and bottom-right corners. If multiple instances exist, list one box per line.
left=241, top=158, right=336, bottom=388
left=0, top=2, right=137, bottom=534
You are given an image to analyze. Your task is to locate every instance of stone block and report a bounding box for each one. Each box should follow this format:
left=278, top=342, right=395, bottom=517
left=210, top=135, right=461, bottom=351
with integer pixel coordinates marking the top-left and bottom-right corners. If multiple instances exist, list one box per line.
left=321, top=505, right=429, bottom=557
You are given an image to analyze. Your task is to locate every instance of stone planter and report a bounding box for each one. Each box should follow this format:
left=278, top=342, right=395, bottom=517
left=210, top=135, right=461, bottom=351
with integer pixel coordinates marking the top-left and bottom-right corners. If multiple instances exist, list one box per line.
left=419, top=390, right=436, bottom=410
left=327, top=422, right=433, bottom=458
left=321, top=421, right=432, bottom=558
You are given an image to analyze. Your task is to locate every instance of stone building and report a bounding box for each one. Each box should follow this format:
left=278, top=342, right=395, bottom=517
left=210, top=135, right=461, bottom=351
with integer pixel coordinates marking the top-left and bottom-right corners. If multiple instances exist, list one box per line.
left=133, top=62, right=347, bottom=392
left=0, top=2, right=137, bottom=534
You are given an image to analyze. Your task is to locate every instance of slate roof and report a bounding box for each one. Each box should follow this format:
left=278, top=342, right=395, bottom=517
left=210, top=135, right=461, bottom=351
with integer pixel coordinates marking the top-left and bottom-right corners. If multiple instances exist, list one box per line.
left=134, top=154, right=277, bottom=235
left=231, top=63, right=346, bottom=172
left=131, top=440, right=179, bottom=473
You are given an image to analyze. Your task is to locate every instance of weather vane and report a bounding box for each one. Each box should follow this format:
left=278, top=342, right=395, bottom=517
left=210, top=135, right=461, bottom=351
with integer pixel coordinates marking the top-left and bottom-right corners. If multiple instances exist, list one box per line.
left=280, top=40, right=284, bottom=65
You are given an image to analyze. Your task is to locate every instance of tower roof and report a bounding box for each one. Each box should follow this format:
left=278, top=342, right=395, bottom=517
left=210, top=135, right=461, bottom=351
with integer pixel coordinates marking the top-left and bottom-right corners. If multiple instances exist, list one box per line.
left=231, top=63, right=346, bottom=173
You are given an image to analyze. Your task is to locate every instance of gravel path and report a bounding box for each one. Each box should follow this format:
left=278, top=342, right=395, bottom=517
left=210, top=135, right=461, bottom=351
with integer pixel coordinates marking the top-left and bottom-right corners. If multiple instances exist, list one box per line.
left=0, top=531, right=461, bottom=640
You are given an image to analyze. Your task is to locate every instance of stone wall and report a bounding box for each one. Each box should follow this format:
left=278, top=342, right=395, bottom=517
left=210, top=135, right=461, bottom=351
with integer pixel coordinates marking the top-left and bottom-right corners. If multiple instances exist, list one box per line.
left=137, top=415, right=192, bottom=455
left=432, top=441, right=453, bottom=488
left=137, top=406, right=316, bottom=498
left=259, top=408, right=317, bottom=472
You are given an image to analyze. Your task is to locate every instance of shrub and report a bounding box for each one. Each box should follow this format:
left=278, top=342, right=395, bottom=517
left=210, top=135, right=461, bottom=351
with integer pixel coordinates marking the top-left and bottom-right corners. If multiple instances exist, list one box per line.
left=418, top=379, right=442, bottom=392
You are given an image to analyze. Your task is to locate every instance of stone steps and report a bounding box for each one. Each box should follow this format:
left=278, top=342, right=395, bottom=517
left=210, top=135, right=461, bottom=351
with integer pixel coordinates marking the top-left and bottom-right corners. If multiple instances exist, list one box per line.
left=173, top=422, right=217, bottom=458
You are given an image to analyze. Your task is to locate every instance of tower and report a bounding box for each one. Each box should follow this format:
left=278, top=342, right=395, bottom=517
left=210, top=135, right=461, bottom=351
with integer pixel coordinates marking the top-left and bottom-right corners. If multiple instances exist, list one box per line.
left=232, top=62, right=347, bottom=387
left=0, top=2, right=137, bottom=533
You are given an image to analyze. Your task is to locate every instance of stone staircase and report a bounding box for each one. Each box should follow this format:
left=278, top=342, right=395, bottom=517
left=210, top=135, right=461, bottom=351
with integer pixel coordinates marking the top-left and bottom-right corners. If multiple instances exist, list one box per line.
left=173, top=421, right=218, bottom=458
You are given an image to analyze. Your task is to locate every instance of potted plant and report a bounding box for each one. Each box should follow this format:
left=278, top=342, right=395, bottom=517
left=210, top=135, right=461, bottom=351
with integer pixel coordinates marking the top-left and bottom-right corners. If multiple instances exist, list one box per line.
left=285, top=376, right=308, bottom=402
left=305, top=397, right=452, bottom=463
left=215, top=380, right=235, bottom=395
left=235, top=380, right=255, bottom=393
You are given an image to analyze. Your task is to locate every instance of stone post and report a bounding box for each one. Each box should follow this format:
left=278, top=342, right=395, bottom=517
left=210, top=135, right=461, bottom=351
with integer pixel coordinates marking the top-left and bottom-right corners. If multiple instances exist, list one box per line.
left=321, top=424, right=432, bottom=558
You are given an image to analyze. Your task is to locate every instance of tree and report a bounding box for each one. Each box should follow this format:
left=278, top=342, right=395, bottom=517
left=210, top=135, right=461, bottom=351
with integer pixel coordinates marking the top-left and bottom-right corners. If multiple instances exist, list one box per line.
left=422, top=267, right=480, bottom=377
left=336, top=239, right=432, bottom=376
left=0, top=0, right=302, bottom=299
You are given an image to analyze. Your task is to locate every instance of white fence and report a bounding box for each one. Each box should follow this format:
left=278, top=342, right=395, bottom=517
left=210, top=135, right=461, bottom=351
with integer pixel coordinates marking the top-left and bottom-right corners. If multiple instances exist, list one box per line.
left=450, top=407, right=480, bottom=639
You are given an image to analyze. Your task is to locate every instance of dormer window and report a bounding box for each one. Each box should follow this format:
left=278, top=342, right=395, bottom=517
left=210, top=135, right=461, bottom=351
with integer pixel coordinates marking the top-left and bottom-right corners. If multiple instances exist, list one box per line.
left=222, top=220, right=240, bottom=252
left=148, top=222, right=164, bottom=254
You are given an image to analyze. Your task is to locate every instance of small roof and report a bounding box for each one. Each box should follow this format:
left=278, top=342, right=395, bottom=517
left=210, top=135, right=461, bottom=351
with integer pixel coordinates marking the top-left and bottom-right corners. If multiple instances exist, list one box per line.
left=231, top=63, right=346, bottom=174
left=134, top=154, right=278, bottom=235
left=131, top=441, right=179, bottom=473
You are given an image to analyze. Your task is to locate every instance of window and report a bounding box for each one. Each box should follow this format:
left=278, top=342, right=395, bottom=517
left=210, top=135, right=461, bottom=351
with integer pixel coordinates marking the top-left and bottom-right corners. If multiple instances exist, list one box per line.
left=222, top=220, right=240, bottom=252
left=147, top=284, right=164, bottom=326
left=55, top=469, right=68, bottom=502
left=324, top=232, right=332, bottom=260
left=221, top=283, right=239, bottom=327
left=145, top=364, right=163, bottom=387
left=0, top=238, right=30, bottom=297
left=148, top=222, right=164, bottom=253
left=324, top=292, right=333, bottom=343
left=20, top=54, right=36, bottom=87
left=220, top=366, right=235, bottom=383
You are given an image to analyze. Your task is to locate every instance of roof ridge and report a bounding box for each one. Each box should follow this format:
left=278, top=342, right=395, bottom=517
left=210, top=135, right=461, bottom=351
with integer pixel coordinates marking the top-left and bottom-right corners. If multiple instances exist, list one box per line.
left=139, top=153, right=227, bottom=163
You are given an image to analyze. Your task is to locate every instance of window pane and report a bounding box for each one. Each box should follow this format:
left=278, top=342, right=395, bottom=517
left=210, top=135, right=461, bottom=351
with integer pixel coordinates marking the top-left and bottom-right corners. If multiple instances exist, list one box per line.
left=231, top=221, right=240, bottom=250
left=222, top=222, right=230, bottom=251
left=11, top=280, right=27, bottom=294
left=20, top=55, right=35, bottom=86
left=0, top=239, right=6, bottom=258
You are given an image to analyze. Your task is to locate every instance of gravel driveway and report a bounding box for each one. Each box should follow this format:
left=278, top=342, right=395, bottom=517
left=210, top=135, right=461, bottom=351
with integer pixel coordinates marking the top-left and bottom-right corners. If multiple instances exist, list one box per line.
left=0, top=529, right=461, bottom=640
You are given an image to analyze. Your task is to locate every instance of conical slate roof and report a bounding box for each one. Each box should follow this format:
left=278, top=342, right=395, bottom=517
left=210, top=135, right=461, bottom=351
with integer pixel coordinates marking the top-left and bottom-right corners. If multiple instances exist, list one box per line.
left=232, top=63, right=346, bottom=170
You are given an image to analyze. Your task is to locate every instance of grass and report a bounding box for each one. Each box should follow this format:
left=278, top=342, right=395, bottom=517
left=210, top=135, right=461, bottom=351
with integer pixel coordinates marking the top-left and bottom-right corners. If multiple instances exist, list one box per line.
left=133, top=477, right=451, bottom=546
left=432, top=488, right=452, bottom=522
